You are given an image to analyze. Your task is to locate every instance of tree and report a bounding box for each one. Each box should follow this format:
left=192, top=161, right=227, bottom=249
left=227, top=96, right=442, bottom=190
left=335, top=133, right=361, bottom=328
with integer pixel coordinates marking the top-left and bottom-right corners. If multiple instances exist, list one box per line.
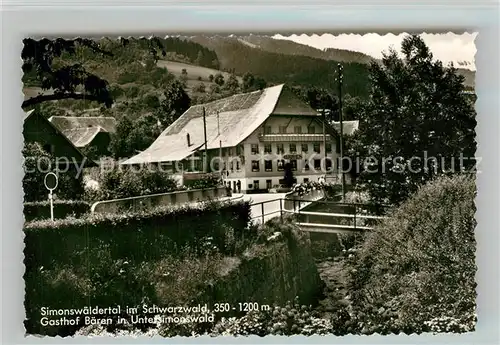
left=214, top=73, right=225, bottom=86
left=195, top=51, right=204, bottom=65
left=194, top=82, right=206, bottom=93
left=350, top=34, right=476, bottom=206
left=22, top=142, right=84, bottom=201
left=21, top=37, right=166, bottom=109
left=157, top=80, right=191, bottom=127
left=109, top=116, right=134, bottom=158
left=242, top=72, right=255, bottom=91
left=224, top=74, right=240, bottom=93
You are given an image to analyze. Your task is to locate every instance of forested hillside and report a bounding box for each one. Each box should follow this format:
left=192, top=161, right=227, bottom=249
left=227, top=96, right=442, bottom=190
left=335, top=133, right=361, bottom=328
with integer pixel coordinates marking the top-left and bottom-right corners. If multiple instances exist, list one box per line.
left=188, top=35, right=475, bottom=91
left=189, top=36, right=371, bottom=98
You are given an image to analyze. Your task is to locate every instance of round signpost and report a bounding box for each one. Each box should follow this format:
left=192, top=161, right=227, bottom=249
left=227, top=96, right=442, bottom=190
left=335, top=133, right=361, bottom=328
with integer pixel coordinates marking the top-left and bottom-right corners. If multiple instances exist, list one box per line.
left=44, top=172, right=58, bottom=221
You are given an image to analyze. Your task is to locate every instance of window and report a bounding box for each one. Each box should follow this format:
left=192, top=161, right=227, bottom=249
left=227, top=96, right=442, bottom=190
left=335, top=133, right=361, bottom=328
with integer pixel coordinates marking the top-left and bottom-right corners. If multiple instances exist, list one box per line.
left=279, top=126, right=287, bottom=134
left=264, top=126, right=272, bottom=134
left=277, top=159, right=285, bottom=171
left=253, top=180, right=260, bottom=190
left=266, top=180, right=272, bottom=189
left=265, top=160, right=273, bottom=172
left=236, top=160, right=241, bottom=170
left=230, top=161, right=234, bottom=171
left=326, top=158, right=332, bottom=171
left=228, top=148, right=233, bottom=156
left=308, top=126, right=316, bottom=134
left=289, top=143, right=296, bottom=153
left=304, top=160, right=310, bottom=171
left=301, top=143, right=308, bottom=153
left=248, top=184, right=253, bottom=189
left=236, top=145, right=242, bottom=155
left=314, top=159, right=321, bottom=170
left=264, top=144, right=272, bottom=154
left=251, top=160, right=260, bottom=172
left=313, top=142, right=321, bottom=153
left=277, top=143, right=284, bottom=154
left=304, top=178, right=309, bottom=183
left=214, top=161, right=220, bottom=171
left=251, top=144, right=259, bottom=154
left=290, top=159, right=297, bottom=171
left=294, top=126, right=302, bottom=134
left=222, top=148, right=226, bottom=157
left=326, top=142, right=332, bottom=153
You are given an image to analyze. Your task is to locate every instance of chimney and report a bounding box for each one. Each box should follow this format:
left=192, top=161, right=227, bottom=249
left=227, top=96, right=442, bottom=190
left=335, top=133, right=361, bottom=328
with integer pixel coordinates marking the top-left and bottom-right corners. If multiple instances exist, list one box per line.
left=186, top=133, right=191, bottom=147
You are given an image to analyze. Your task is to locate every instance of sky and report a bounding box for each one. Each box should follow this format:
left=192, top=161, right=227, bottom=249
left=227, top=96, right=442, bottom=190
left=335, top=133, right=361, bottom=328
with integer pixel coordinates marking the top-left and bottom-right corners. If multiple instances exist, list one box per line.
left=272, top=32, right=477, bottom=71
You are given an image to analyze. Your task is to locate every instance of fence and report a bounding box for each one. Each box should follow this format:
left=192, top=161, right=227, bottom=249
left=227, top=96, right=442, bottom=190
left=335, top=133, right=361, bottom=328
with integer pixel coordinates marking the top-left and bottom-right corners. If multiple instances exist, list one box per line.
left=248, top=197, right=390, bottom=233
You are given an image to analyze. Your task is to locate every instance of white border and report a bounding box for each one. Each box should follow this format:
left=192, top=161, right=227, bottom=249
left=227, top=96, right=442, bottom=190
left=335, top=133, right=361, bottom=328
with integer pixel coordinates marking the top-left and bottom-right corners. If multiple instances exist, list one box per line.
left=2, top=1, right=499, bottom=344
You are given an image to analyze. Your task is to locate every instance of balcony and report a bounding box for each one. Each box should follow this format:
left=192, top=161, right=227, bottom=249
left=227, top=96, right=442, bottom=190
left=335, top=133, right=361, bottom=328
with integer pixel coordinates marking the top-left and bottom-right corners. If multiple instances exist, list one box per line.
left=259, top=133, right=332, bottom=142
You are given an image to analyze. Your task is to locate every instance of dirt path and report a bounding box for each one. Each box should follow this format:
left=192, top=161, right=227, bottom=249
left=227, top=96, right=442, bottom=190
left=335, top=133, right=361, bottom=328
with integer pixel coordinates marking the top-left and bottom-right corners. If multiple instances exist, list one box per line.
left=315, top=258, right=350, bottom=318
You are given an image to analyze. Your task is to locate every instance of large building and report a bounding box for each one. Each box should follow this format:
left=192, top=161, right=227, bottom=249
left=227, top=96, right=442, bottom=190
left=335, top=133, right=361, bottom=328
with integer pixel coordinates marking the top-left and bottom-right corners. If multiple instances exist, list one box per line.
left=122, top=84, right=357, bottom=193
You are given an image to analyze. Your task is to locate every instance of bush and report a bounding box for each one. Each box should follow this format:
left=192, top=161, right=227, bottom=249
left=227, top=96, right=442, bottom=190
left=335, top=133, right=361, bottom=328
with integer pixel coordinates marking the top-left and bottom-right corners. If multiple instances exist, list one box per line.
left=24, top=200, right=252, bottom=335
left=92, top=165, right=178, bottom=201
left=210, top=297, right=332, bottom=336
left=23, top=200, right=91, bottom=222
left=345, top=174, right=477, bottom=334
left=184, top=174, right=220, bottom=190
left=22, top=142, right=85, bottom=202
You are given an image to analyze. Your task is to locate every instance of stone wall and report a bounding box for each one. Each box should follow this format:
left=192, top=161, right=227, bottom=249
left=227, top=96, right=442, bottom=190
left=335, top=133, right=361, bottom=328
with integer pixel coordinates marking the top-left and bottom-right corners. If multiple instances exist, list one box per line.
left=196, top=221, right=325, bottom=309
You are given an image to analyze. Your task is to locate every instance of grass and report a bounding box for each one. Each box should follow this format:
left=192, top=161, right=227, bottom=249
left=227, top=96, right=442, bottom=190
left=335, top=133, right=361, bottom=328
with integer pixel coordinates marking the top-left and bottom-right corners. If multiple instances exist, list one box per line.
left=157, top=60, right=242, bottom=83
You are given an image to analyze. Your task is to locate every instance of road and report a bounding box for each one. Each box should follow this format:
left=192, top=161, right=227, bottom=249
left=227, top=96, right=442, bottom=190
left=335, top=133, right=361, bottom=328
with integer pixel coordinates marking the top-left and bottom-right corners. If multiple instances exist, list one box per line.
left=233, top=193, right=288, bottom=224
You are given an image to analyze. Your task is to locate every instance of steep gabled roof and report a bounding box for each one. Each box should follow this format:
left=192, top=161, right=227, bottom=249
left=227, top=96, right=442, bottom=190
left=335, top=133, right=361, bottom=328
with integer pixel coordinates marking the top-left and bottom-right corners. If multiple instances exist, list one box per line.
left=48, top=116, right=117, bottom=147
left=23, top=110, right=97, bottom=167
left=122, top=84, right=320, bottom=165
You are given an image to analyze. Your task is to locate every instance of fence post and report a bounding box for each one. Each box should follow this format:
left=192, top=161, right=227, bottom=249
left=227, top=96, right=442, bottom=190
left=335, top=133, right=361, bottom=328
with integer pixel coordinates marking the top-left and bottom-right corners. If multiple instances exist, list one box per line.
left=261, top=202, right=265, bottom=225
left=279, top=199, right=283, bottom=223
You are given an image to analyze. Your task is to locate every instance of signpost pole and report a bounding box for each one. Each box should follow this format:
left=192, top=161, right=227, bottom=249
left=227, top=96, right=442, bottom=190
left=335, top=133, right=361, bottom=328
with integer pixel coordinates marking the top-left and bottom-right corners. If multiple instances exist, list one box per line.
left=44, top=172, right=58, bottom=222
left=49, top=191, right=54, bottom=221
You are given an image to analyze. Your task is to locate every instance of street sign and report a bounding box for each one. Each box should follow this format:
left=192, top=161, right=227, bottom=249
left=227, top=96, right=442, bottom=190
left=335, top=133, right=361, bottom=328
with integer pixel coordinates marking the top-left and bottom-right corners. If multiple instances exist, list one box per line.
left=44, top=172, right=58, bottom=221
left=44, top=172, right=58, bottom=191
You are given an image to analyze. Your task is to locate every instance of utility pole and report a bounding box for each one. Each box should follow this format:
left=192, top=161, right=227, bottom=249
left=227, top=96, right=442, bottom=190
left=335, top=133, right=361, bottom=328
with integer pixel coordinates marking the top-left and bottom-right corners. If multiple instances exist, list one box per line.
left=202, top=107, right=208, bottom=173
left=338, top=63, right=346, bottom=201
left=322, top=108, right=327, bottom=175
left=217, top=111, right=223, bottom=177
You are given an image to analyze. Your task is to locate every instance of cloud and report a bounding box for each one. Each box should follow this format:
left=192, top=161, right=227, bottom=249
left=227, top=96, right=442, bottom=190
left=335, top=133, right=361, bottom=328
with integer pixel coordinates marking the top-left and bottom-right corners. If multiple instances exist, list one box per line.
left=272, top=32, right=477, bottom=70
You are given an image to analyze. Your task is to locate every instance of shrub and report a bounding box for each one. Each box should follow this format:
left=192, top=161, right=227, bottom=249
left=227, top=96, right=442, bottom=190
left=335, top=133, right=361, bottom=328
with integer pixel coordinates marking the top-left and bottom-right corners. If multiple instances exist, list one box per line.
left=24, top=200, right=252, bottom=335
left=93, top=165, right=178, bottom=200
left=184, top=174, right=220, bottom=190
left=22, top=142, right=84, bottom=202
left=346, top=174, right=477, bottom=333
left=210, top=297, right=332, bottom=336
left=23, top=200, right=91, bottom=222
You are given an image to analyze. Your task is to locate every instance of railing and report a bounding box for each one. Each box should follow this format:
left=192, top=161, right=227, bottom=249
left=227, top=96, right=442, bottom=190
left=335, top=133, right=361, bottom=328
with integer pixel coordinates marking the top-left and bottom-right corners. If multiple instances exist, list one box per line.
left=247, top=197, right=391, bottom=233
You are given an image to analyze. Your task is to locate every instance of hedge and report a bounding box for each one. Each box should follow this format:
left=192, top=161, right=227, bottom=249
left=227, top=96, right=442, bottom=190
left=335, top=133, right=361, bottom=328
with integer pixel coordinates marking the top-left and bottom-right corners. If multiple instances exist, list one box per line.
left=24, top=200, right=252, bottom=269
left=344, top=174, right=477, bottom=334
left=23, top=200, right=91, bottom=222
left=24, top=199, right=252, bottom=335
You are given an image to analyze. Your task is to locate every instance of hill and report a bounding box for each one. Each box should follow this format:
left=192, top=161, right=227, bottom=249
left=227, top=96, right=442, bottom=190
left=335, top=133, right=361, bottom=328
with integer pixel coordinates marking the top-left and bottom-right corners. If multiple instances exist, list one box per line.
left=187, top=35, right=475, bottom=90
left=239, top=35, right=376, bottom=64
left=188, top=35, right=371, bottom=98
